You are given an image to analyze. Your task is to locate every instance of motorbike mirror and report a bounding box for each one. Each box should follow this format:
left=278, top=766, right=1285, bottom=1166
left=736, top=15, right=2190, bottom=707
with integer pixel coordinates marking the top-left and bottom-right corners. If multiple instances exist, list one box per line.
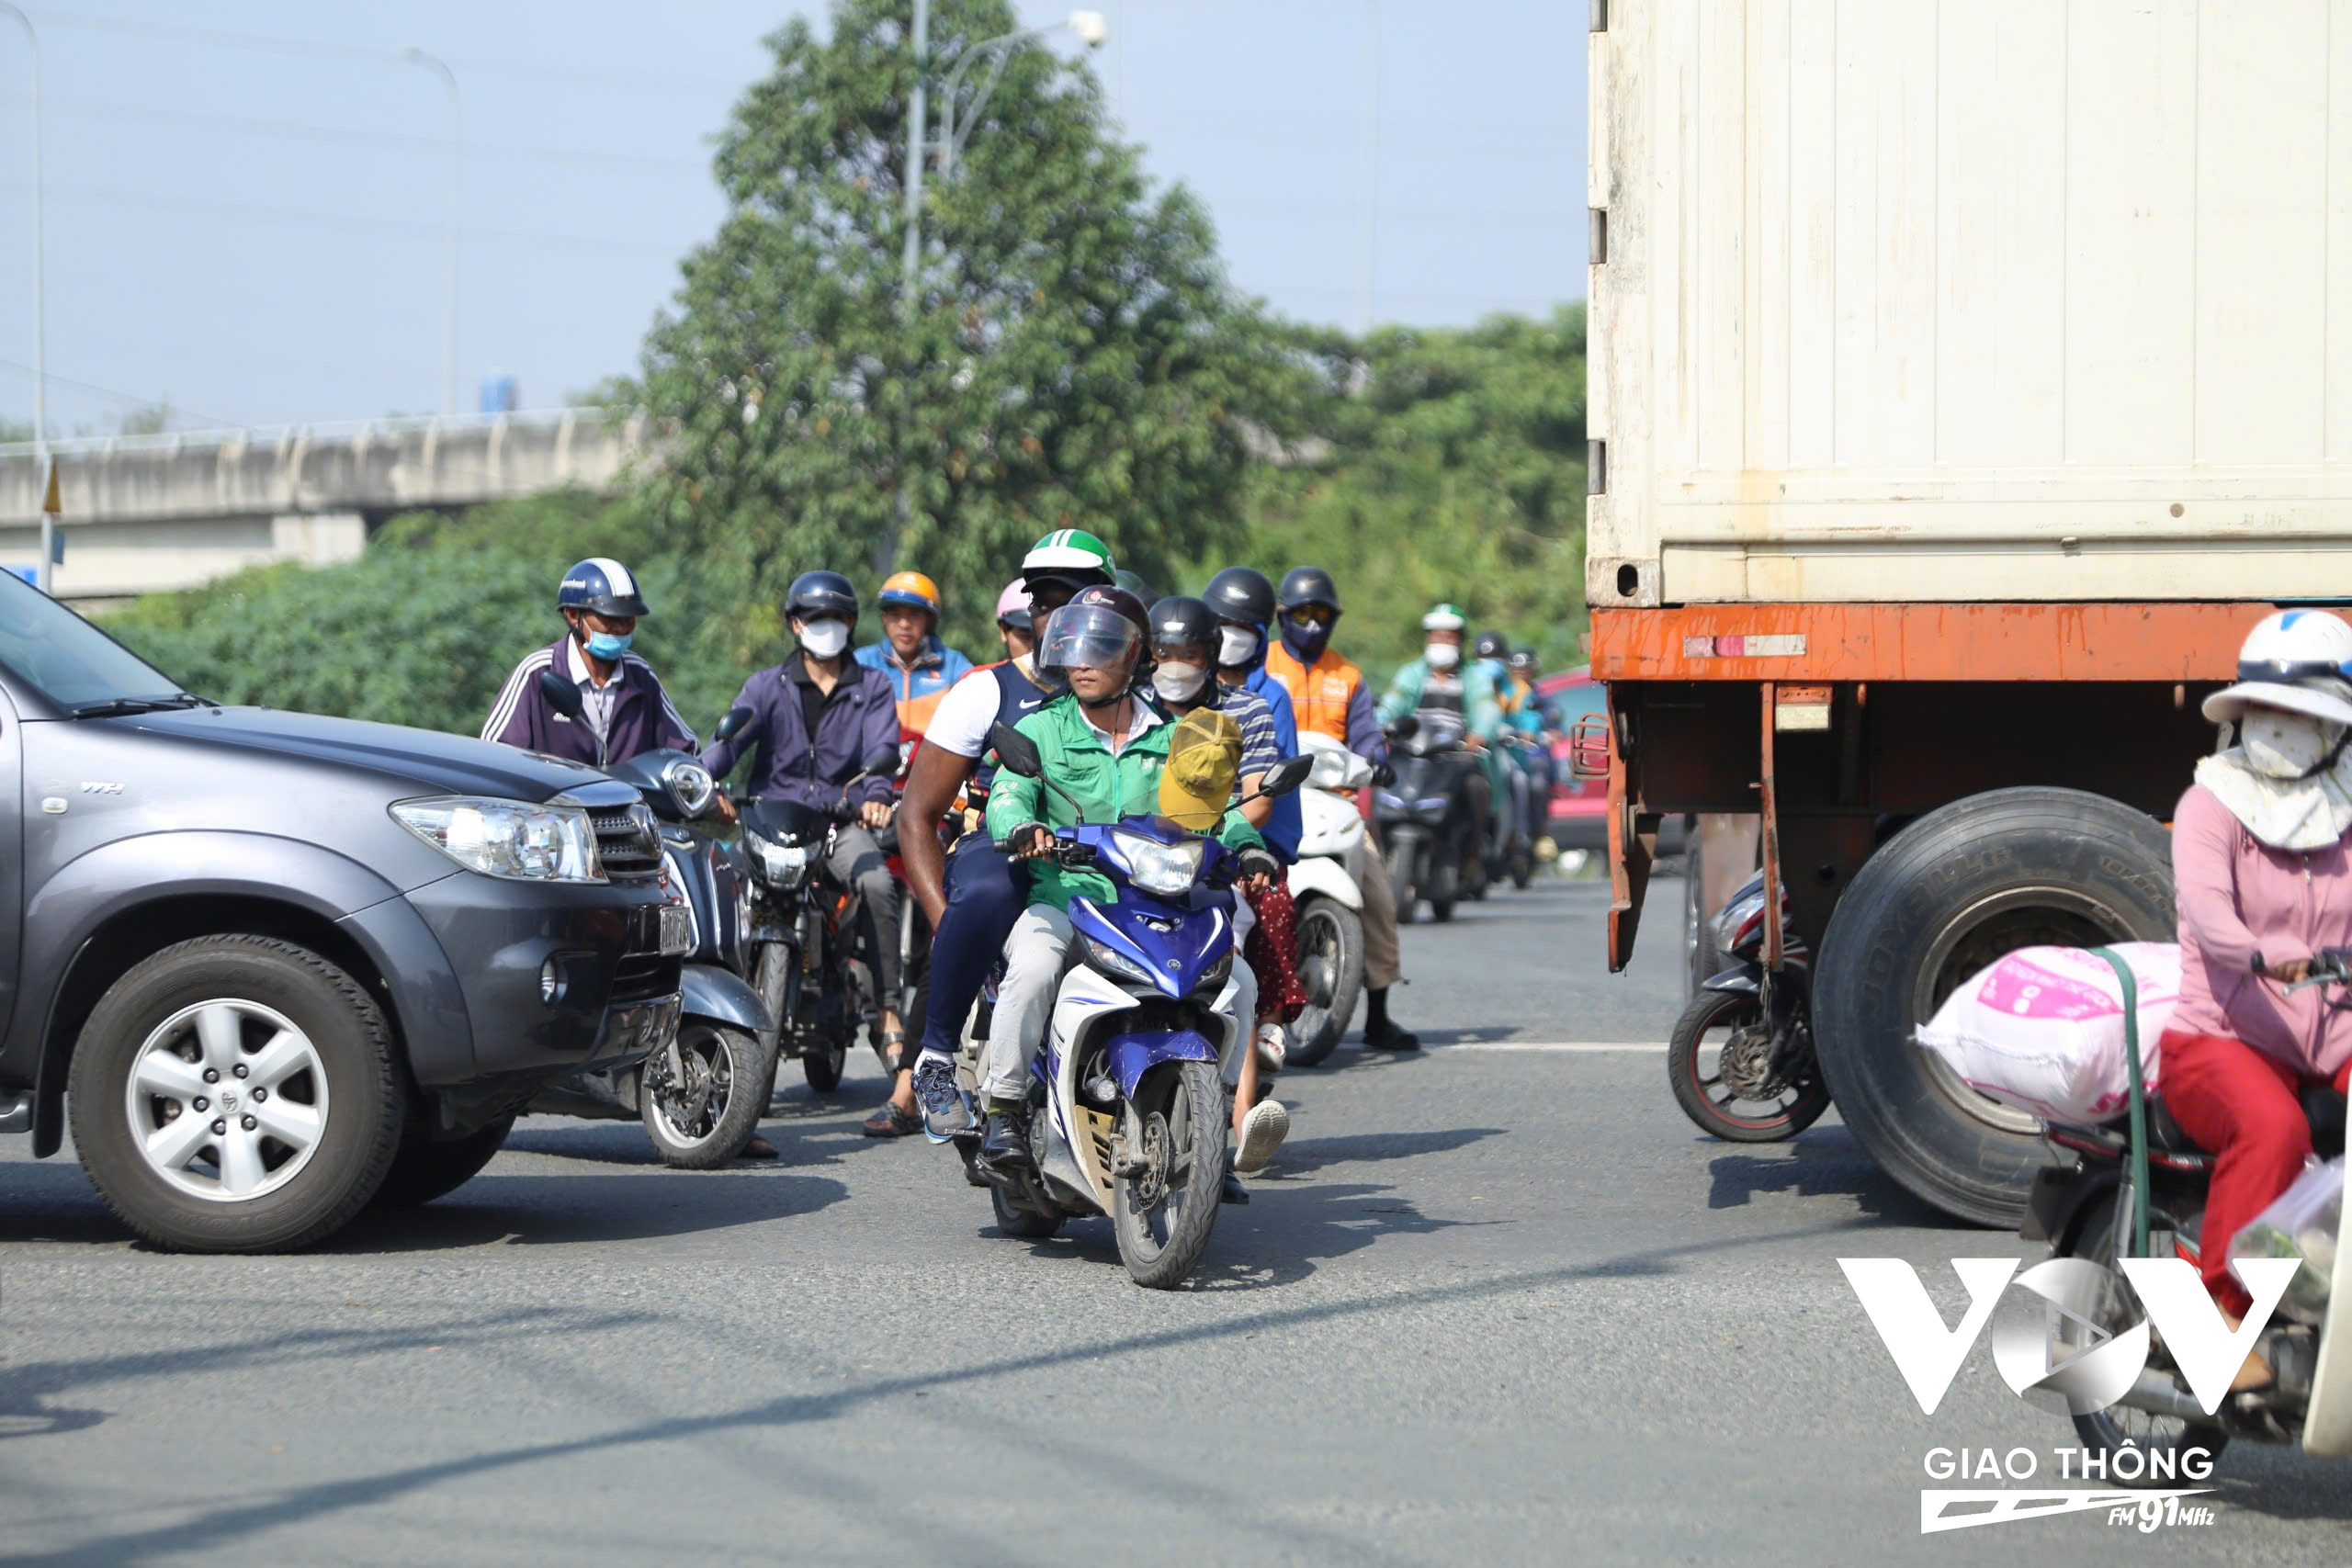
left=1385, top=715, right=1420, bottom=741
left=537, top=668, right=587, bottom=722
left=861, top=745, right=900, bottom=778
left=1260, top=753, right=1314, bottom=798
left=989, top=722, right=1045, bottom=779
left=713, top=705, right=754, bottom=745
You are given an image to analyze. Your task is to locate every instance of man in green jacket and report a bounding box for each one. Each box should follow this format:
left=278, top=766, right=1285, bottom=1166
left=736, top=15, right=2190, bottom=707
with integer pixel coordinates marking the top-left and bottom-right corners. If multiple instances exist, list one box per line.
left=1379, top=603, right=1508, bottom=879
left=980, top=586, right=1273, bottom=1177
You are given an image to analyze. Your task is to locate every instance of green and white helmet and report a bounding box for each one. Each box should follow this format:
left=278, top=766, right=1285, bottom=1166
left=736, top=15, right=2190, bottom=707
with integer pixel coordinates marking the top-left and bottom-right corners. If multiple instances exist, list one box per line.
left=1021, top=528, right=1116, bottom=590
left=1421, top=603, right=1468, bottom=633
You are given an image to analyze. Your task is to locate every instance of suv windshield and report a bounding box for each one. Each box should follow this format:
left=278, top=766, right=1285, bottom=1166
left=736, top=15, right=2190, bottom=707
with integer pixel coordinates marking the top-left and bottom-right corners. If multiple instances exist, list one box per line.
left=0, top=575, right=191, bottom=713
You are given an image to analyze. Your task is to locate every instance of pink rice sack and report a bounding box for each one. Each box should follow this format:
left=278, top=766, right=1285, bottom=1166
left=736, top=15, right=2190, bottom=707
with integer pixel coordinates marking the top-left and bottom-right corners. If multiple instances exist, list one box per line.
left=1912, top=942, right=2179, bottom=1124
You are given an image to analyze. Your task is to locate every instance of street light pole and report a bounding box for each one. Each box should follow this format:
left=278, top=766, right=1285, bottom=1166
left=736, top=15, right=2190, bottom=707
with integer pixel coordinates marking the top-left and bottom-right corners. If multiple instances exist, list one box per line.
left=899, top=0, right=929, bottom=317
left=1360, top=0, right=1379, bottom=336
left=402, top=49, right=462, bottom=417
left=0, top=2, right=49, bottom=590
left=937, top=12, right=1106, bottom=179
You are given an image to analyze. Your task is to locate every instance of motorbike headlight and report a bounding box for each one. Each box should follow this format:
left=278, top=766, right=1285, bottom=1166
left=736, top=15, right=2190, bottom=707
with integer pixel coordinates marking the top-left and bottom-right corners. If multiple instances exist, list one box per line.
left=662, top=758, right=717, bottom=819
left=745, top=829, right=812, bottom=888
left=391, top=795, right=605, bottom=883
left=1714, top=887, right=1770, bottom=952
left=1112, top=829, right=1204, bottom=897
left=1082, top=933, right=1163, bottom=991
left=1191, top=949, right=1233, bottom=997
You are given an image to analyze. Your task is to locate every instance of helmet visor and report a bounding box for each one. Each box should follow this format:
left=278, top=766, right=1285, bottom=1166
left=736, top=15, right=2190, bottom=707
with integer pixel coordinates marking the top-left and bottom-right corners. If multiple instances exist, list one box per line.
left=1038, top=603, right=1142, bottom=676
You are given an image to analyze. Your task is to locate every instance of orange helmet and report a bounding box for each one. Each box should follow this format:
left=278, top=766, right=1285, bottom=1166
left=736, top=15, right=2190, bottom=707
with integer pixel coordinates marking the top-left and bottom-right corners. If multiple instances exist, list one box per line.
left=877, top=570, right=941, bottom=616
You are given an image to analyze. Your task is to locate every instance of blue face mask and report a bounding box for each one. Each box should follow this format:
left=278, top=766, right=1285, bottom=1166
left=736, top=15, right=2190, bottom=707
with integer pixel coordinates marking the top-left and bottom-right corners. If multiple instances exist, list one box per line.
left=584, top=630, right=633, bottom=660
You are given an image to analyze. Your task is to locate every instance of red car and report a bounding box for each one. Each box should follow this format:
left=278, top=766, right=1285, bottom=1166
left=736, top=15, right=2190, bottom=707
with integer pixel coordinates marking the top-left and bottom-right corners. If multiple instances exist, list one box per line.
left=1534, top=668, right=1610, bottom=852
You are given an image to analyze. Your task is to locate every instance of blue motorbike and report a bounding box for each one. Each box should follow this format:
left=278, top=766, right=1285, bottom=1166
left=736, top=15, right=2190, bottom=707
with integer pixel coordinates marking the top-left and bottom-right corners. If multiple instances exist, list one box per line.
left=982, top=724, right=1311, bottom=1289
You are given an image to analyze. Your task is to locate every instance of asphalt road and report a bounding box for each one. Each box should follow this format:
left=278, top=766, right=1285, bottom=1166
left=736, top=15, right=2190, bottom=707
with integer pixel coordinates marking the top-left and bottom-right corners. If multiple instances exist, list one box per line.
left=3, top=871, right=2348, bottom=1566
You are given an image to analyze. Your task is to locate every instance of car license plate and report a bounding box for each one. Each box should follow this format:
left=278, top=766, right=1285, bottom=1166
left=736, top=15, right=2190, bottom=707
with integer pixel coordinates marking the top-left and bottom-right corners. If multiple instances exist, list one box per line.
left=657, top=901, right=693, bottom=956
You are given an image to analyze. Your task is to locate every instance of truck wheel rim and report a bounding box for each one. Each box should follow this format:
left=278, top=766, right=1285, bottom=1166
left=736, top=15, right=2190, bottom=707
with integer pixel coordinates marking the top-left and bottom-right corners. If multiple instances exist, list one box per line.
left=123, top=998, right=330, bottom=1202
left=1911, top=886, right=2126, bottom=1137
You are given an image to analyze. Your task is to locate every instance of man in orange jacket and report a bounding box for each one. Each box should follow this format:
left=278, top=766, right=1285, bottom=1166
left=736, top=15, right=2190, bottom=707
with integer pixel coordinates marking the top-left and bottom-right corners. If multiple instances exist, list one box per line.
left=1264, top=566, right=1419, bottom=1050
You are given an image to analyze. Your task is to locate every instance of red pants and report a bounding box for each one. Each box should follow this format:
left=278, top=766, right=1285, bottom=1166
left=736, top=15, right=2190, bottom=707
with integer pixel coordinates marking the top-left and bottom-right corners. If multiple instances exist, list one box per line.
left=1243, top=879, right=1306, bottom=1026
left=2157, top=1029, right=2352, bottom=1316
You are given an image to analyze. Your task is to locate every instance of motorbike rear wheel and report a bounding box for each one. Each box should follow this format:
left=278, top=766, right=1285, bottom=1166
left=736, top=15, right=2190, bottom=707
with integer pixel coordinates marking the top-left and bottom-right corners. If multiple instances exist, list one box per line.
left=800, top=1039, right=847, bottom=1093
left=2059, top=1191, right=2231, bottom=1482
left=1286, top=896, right=1364, bottom=1069
left=1114, top=1059, right=1226, bottom=1289
left=1386, top=829, right=1421, bottom=925
left=641, top=1021, right=767, bottom=1168
left=1666, top=989, right=1830, bottom=1143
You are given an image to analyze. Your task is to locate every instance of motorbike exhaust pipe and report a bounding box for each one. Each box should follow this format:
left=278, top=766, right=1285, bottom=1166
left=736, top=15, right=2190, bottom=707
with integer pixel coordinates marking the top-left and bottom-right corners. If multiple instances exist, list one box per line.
left=2113, top=1371, right=2209, bottom=1423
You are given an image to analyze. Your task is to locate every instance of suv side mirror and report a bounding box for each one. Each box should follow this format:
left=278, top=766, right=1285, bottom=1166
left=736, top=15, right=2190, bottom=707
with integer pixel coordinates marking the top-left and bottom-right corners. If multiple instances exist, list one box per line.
left=989, top=722, right=1044, bottom=779
left=537, top=668, right=586, bottom=722
left=713, top=705, right=753, bottom=745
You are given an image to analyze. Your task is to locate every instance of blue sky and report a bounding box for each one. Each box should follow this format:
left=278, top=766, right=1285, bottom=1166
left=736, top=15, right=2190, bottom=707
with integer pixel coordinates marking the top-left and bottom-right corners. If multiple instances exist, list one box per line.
left=0, top=1, right=1588, bottom=434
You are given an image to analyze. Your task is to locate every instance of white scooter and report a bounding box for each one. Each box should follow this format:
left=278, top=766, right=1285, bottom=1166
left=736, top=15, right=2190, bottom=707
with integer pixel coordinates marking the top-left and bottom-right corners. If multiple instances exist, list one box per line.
left=1283, top=732, right=1372, bottom=1068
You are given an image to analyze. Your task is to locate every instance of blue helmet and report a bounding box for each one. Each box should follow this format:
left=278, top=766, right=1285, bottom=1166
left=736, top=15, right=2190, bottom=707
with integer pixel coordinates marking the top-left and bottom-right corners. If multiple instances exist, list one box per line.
left=557, top=558, right=650, bottom=619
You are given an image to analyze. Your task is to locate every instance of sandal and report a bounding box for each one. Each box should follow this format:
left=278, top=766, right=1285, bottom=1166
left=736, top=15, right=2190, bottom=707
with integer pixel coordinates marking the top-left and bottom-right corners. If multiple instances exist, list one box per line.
left=862, top=1101, right=924, bottom=1138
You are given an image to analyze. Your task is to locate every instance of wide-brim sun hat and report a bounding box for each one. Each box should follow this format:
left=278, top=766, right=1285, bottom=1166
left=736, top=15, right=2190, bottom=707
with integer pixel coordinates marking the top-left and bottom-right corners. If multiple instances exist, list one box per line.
left=2202, top=679, right=2352, bottom=729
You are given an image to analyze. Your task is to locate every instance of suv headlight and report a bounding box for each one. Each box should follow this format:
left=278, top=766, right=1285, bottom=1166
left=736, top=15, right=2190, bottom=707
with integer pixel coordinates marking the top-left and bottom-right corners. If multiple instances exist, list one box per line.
left=1112, top=829, right=1204, bottom=897
left=391, top=795, right=605, bottom=883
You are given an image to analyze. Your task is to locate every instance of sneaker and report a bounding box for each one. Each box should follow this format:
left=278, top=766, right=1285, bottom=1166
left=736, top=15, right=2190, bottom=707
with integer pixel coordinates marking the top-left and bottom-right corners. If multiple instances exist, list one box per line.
left=1233, top=1099, right=1289, bottom=1174
left=913, top=1052, right=977, bottom=1143
left=1254, top=1022, right=1287, bottom=1074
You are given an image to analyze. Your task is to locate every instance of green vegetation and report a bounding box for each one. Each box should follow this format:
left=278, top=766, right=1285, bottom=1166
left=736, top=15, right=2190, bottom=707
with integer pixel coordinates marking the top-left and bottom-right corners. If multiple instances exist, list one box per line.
left=100, top=0, right=1588, bottom=737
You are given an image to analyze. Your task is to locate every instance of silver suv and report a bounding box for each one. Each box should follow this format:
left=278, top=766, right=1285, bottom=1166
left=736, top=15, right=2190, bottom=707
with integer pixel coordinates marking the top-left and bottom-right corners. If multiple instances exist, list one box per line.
left=0, top=576, right=686, bottom=1250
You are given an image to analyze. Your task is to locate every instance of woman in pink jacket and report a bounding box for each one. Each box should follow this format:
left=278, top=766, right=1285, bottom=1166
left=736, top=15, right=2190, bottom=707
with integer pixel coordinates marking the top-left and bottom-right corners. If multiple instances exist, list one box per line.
left=2162, top=609, right=2352, bottom=1391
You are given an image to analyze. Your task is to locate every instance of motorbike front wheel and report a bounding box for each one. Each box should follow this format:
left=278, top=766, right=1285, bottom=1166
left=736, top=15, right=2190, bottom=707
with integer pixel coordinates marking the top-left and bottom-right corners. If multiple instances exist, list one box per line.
left=1287, top=895, right=1364, bottom=1069
left=641, top=1021, right=768, bottom=1168
left=800, top=1037, right=848, bottom=1093
left=1114, top=1059, right=1227, bottom=1289
left=1666, top=989, right=1830, bottom=1143
left=2059, top=1192, right=2231, bottom=1483
left=1385, top=829, right=1421, bottom=925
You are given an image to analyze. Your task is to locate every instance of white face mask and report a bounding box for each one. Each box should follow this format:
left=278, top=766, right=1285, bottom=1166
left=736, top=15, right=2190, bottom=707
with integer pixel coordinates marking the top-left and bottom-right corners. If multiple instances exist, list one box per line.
left=797, top=618, right=851, bottom=660
left=2241, top=708, right=2340, bottom=779
left=1426, top=641, right=1461, bottom=671
left=1217, top=626, right=1260, bottom=668
left=1151, top=661, right=1209, bottom=705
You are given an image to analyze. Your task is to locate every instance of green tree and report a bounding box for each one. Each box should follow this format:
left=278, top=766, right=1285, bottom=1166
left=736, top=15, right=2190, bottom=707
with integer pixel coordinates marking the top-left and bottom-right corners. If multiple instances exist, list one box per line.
left=627, top=0, right=1312, bottom=664
left=103, top=492, right=750, bottom=738
left=1210, top=306, right=1589, bottom=680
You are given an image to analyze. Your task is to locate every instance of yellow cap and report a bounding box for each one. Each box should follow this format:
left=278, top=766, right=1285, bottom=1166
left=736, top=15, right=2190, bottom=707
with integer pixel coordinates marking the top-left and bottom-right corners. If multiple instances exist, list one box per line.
left=1159, top=709, right=1242, bottom=830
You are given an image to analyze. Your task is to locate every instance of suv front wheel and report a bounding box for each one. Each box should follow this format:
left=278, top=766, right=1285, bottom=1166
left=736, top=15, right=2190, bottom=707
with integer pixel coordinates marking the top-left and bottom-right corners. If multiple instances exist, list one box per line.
left=68, top=936, right=403, bottom=1252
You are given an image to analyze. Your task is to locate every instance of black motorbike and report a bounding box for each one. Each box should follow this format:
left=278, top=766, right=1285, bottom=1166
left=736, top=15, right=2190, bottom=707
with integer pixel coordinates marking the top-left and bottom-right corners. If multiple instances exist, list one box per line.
left=1373, top=711, right=1486, bottom=923
left=736, top=745, right=901, bottom=1096
left=1666, top=871, right=1829, bottom=1142
left=523, top=678, right=775, bottom=1168
left=2023, top=948, right=2350, bottom=1478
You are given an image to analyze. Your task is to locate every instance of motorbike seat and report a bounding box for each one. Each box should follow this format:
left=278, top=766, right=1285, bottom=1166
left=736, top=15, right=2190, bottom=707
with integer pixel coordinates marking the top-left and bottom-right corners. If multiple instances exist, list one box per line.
left=2143, top=1095, right=2211, bottom=1159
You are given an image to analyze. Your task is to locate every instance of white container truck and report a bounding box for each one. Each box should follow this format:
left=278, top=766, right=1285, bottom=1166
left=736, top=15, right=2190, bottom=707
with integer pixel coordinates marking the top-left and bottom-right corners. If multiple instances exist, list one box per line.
left=1585, top=0, right=2352, bottom=1223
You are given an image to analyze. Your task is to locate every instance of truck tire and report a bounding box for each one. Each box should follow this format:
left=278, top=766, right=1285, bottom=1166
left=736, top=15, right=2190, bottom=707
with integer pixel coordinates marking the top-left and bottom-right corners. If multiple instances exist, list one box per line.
left=370, top=1115, right=514, bottom=1207
left=1812, top=788, right=2175, bottom=1226
left=68, top=935, right=404, bottom=1252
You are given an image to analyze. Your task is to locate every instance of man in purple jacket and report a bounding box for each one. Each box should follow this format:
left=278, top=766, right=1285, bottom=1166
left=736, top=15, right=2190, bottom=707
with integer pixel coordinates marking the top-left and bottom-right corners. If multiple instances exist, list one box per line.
left=482, top=558, right=697, bottom=766
left=702, top=570, right=908, bottom=1056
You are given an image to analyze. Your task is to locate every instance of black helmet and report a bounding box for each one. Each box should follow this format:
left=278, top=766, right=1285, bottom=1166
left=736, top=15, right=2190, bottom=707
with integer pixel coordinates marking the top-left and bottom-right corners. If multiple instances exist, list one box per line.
left=1038, top=584, right=1151, bottom=695
left=1114, top=568, right=1161, bottom=606
left=1148, top=595, right=1219, bottom=653
left=1202, top=566, right=1275, bottom=628
left=1508, top=647, right=1541, bottom=673
left=1065, top=582, right=1151, bottom=639
left=1277, top=565, right=1340, bottom=615
left=558, top=558, right=650, bottom=619
left=1474, top=630, right=1510, bottom=661
left=786, top=570, right=858, bottom=623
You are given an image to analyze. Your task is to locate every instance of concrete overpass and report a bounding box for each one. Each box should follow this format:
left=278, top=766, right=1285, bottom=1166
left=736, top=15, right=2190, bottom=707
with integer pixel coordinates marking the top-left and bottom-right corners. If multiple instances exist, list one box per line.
left=0, top=409, right=658, bottom=608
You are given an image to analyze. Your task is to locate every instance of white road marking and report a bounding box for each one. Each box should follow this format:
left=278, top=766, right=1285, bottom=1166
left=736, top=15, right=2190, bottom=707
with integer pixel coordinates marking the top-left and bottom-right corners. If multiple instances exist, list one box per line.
left=1430, top=1042, right=1668, bottom=1054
